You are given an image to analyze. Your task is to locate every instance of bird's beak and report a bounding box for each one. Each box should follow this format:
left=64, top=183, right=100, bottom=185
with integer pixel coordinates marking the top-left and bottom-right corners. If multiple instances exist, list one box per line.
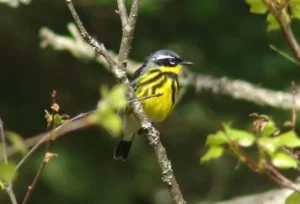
left=181, top=61, right=193, bottom=65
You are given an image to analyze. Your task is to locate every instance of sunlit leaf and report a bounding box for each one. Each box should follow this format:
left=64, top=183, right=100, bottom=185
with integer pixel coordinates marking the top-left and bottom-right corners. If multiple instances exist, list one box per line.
left=0, top=162, right=17, bottom=182
left=0, top=180, right=5, bottom=189
left=6, top=131, right=28, bottom=155
left=205, top=131, right=228, bottom=146
left=224, top=125, right=256, bottom=147
left=285, top=192, right=300, bottom=204
left=200, top=146, right=224, bottom=163
left=276, top=131, right=300, bottom=148
left=258, top=137, right=277, bottom=155
left=262, top=120, right=278, bottom=137
left=259, top=131, right=300, bottom=155
left=290, top=0, right=300, bottom=19
left=267, top=13, right=280, bottom=31
left=245, top=0, right=268, bottom=14
left=53, top=114, right=66, bottom=127
left=272, top=151, right=298, bottom=169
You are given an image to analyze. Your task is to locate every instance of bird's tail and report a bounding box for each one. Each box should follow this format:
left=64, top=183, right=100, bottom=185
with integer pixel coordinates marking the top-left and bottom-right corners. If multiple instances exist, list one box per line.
left=114, top=112, right=140, bottom=161
left=114, top=136, right=134, bottom=161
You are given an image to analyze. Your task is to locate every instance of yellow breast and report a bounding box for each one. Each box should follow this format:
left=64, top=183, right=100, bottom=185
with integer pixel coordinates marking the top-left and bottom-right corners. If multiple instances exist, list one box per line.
left=140, top=76, right=179, bottom=122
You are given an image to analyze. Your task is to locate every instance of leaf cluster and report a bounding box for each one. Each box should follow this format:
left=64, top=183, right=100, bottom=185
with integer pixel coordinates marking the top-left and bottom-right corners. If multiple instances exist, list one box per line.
left=246, top=0, right=300, bottom=31
left=201, top=113, right=300, bottom=202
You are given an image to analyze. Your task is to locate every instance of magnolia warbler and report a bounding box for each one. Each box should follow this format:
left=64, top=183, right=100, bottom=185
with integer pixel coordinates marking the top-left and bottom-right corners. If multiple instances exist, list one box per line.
left=114, top=49, right=193, bottom=161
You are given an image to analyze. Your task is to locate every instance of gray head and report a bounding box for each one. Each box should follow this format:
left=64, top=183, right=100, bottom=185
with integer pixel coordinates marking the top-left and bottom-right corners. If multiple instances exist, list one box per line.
left=145, top=49, right=193, bottom=67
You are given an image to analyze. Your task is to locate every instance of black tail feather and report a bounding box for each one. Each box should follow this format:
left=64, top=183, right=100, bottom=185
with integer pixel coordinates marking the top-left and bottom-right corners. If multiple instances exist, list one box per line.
left=114, top=140, right=133, bottom=161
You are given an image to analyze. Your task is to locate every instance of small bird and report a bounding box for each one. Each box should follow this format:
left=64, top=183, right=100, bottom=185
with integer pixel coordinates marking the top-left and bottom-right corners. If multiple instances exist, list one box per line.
left=114, top=49, right=193, bottom=161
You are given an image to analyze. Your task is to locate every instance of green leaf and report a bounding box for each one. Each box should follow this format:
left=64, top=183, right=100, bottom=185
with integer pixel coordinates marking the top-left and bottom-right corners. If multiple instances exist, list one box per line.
left=290, top=0, right=300, bottom=19
left=107, top=84, right=127, bottom=110
left=53, top=114, right=66, bottom=127
left=224, top=125, right=256, bottom=147
left=245, top=0, right=268, bottom=14
left=285, top=192, right=300, bottom=204
left=259, top=131, right=300, bottom=155
left=100, top=112, right=122, bottom=137
left=267, top=13, right=280, bottom=31
left=0, top=162, right=17, bottom=182
left=276, top=131, right=300, bottom=148
left=205, top=131, right=228, bottom=146
left=272, top=151, right=298, bottom=169
left=262, top=120, right=278, bottom=137
left=200, top=146, right=224, bottom=163
left=6, top=131, right=28, bottom=155
left=258, top=137, right=278, bottom=155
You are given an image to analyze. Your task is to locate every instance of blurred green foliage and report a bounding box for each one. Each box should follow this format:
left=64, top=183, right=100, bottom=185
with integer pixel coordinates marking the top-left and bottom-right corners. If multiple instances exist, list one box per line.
left=1, top=0, right=300, bottom=203
left=285, top=192, right=300, bottom=204
left=0, top=162, right=17, bottom=183
left=97, top=84, right=127, bottom=136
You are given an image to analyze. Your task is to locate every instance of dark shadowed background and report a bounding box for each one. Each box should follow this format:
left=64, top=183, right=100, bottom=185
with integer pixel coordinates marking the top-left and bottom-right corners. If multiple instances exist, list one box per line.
left=1, top=0, right=300, bottom=203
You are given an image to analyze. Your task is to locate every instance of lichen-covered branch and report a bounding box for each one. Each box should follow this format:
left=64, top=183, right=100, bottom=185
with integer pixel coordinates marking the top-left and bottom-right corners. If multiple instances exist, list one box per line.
left=217, top=184, right=300, bottom=204
left=65, top=0, right=186, bottom=203
left=194, top=74, right=300, bottom=109
left=0, top=0, right=30, bottom=7
left=40, top=24, right=300, bottom=110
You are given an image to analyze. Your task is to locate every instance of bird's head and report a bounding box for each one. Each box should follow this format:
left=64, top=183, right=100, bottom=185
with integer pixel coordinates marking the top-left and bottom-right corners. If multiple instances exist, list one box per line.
left=145, top=49, right=193, bottom=75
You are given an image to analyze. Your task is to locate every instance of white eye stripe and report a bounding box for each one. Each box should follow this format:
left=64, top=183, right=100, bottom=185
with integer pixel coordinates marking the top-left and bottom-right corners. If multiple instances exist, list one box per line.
left=154, top=55, right=174, bottom=60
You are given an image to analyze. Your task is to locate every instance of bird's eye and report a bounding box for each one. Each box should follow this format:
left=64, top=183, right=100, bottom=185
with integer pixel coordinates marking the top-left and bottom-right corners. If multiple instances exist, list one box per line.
left=169, top=58, right=176, bottom=65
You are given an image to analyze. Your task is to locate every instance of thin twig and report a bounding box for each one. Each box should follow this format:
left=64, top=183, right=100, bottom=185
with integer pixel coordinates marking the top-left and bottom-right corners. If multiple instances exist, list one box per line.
left=22, top=90, right=59, bottom=204
left=65, top=0, right=117, bottom=71
left=65, top=0, right=186, bottom=203
left=263, top=0, right=300, bottom=62
left=279, top=22, right=300, bottom=62
left=117, top=0, right=140, bottom=69
left=0, top=119, right=8, bottom=164
left=0, top=118, right=18, bottom=204
left=291, top=81, right=296, bottom=130
left=128, top=93, right=163, bottom=103
left=13, top=111, right=96, bottom=169
left=116, top=0, right=128, bottom=26
left=264, top=162, right=300, bottom=193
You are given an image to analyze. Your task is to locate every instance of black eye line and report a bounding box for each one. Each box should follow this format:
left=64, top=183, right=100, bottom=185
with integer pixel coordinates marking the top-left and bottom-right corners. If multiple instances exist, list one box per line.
left=152, top=56, right=183, bottom=67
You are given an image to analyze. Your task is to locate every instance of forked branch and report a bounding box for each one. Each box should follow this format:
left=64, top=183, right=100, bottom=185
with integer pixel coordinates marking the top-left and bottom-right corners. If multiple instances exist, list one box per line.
left=65, top=0, right=186, bottom=203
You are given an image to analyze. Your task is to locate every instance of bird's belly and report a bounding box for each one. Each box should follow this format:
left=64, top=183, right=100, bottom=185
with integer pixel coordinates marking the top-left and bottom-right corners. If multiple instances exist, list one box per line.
left=142, top=81, right=175, bottom=122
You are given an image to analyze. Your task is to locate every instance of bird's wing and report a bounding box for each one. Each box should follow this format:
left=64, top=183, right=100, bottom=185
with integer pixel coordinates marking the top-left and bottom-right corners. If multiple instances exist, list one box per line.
left=130, top=64, right=146, bottom=89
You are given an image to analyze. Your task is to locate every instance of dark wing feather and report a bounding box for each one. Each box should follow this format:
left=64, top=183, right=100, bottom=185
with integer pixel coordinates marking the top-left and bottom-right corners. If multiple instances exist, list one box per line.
left=130, top=64, right=146, bottom=88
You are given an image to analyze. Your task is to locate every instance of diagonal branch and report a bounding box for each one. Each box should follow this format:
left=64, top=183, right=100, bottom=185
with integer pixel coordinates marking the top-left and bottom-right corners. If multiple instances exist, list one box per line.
left=65, top=0, right=186, bottom=203
left=13, top=111, right=96, bottom=170
left=0, top=117, right=18, bottom=204
left=262, top=0, right=300, bottom=62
